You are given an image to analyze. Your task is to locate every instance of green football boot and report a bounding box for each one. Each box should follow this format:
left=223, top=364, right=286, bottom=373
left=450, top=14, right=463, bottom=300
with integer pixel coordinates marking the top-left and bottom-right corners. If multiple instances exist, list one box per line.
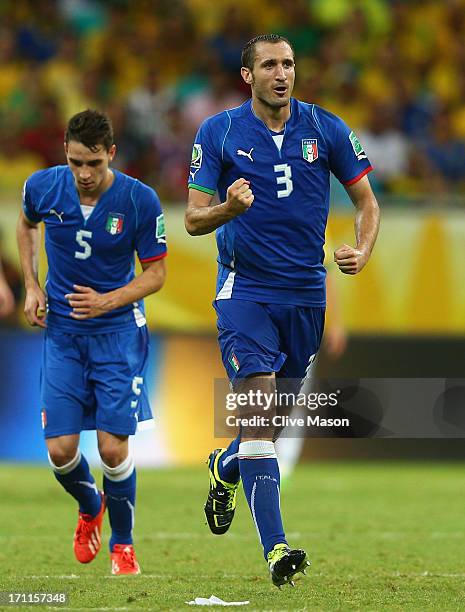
left=267, top=543, right=310, bottom=588
left=204, top=448, right=239, bottom=535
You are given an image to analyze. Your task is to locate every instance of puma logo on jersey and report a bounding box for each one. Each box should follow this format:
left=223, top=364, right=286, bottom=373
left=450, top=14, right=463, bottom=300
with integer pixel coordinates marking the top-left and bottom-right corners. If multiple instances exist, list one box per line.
left=237, top=148, right=254, bottom=162
left=49, top=209, right=64, bottom=222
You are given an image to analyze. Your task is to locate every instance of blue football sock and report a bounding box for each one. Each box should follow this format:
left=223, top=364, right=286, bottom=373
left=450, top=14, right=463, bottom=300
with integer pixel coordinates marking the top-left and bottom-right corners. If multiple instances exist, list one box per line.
left=102, top=455, right=136, bottom=550
left=50, top=450, right=101, bottom=517
left=217, top=434, right=241, bottom=483
left=239, top=440, right=287, bottom=558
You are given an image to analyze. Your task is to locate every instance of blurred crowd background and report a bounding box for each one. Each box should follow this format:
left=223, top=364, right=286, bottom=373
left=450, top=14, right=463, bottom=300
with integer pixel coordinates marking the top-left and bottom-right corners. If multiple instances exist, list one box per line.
left=1, top=0, right=465, bottom=203
left=1, top=0, right=465, bottom=332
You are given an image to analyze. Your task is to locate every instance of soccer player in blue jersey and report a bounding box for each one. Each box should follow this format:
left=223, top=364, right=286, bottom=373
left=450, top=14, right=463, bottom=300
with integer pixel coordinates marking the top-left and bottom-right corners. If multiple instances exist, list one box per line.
left=185, top=35, right=380, bottom=587
left=16, top=109, right=167, bottom=575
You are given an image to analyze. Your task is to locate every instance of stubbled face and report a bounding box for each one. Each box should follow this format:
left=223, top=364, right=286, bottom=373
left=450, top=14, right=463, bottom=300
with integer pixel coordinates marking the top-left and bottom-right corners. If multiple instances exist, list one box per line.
left=65, top=140, right=115, bottom=196
left=242, top=41, right=295, bottom=109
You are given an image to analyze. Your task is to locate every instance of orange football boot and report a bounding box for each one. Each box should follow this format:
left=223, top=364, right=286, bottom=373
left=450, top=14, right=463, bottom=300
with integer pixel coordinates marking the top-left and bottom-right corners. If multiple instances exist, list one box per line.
left=73, top=492, right=106, bottom=563
left=110, top=544, right=141, bottom=575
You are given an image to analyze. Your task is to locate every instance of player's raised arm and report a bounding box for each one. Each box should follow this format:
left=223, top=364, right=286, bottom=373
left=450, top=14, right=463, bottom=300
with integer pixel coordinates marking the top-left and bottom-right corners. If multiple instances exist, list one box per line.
left=16, top=210, right=47, bottom=327
left=334, top=175, right=380, bottom=275
left=185, top=178, right=254, bottom=236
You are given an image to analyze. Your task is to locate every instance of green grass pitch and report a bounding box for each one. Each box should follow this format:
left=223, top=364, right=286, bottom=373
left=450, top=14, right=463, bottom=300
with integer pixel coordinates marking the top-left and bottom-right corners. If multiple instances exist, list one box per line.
left=1, top=462, right=465, bottom=611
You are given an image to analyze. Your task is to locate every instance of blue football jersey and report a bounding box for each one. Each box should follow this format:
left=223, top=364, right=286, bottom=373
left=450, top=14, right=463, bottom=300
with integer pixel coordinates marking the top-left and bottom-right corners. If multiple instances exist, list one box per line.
left=188, top=98, right=372, bottom=306
left=23, top=166, right=167, bottom=332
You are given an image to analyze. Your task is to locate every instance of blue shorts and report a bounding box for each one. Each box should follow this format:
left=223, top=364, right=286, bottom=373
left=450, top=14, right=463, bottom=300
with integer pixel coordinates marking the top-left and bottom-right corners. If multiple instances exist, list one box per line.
left=40, top=326, right=152, bottom=438
left=214, top=299, right=325, bottom=388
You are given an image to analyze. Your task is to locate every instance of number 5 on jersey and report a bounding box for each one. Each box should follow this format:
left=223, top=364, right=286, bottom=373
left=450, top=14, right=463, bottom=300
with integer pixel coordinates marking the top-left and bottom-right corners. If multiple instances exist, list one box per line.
left=274, top=163, right=293, bottom=199
left=75, top=229, right=93, bottom=260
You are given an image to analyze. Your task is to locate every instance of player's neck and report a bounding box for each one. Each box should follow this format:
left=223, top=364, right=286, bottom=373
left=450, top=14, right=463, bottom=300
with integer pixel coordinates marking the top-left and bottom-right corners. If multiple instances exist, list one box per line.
left=77, top=169, right=115, bottom=206
left=251, top=98, right=291, bottom=132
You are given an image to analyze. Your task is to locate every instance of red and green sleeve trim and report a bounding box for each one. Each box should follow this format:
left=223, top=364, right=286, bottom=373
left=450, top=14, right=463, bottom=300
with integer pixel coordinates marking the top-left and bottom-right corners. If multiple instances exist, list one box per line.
left=139, top=251, right=167, bottom=263
left=343, top=166, right=373, bottom=186
left=188, top=183, right=215, bottom=195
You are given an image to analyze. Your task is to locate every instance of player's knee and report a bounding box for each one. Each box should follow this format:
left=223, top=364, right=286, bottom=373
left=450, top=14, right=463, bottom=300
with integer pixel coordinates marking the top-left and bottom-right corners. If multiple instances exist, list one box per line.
left=241, top=425, right=274, bottom=441
left=47, top=444, right=78, bottom=468
left=46, top=434, right=80, bottom=467
left=99, top=444, right=127, bottom=467
left=97, top=431, right=128, bottom=467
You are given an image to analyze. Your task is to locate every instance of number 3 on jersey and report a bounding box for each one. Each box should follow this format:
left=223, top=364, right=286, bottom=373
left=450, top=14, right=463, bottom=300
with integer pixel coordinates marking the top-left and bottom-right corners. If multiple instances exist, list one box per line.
left=75, top=229, right=92, bottom=260
left=274, top=163, right=293, bottom=199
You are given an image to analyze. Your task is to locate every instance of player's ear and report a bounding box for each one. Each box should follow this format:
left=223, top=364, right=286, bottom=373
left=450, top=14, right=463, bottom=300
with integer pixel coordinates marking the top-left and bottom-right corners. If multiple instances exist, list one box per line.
left=241, top=67, right=253, bottom=85
left=108, top=144, right=116, bottom=161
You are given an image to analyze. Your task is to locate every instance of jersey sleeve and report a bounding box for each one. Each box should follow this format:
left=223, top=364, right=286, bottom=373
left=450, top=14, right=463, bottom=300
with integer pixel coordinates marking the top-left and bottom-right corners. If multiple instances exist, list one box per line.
left=187, top=115, right=226, bottom=195
left=134, top=182, right=167, bottom=263
left=316, top=107, right=373, bottom=186
left=22, top=176, right=44, bottom=223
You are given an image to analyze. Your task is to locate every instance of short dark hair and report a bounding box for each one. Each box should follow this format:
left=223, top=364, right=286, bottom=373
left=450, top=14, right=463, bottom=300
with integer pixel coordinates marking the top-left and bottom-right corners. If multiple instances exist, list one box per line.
left=65, top=109, right=114, bottom=152
left=241, top=34, right=294, bottom=71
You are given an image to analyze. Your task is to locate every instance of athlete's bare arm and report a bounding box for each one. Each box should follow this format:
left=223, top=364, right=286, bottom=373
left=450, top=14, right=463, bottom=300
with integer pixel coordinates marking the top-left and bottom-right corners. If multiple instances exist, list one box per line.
left=185, top=178, right=254, bottom=236
left=16, top=210, right=47, bottom=327
left=334, top=175, right=380, bottom=275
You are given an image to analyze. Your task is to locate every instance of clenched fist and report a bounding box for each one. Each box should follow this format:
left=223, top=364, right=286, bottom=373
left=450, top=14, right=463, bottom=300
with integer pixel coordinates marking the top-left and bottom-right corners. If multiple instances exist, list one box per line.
left=24, top=284, right=47, bottom=328
left=334, top=244, right=369, bottom=275
left=225, top=178, right=254, bottom=217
